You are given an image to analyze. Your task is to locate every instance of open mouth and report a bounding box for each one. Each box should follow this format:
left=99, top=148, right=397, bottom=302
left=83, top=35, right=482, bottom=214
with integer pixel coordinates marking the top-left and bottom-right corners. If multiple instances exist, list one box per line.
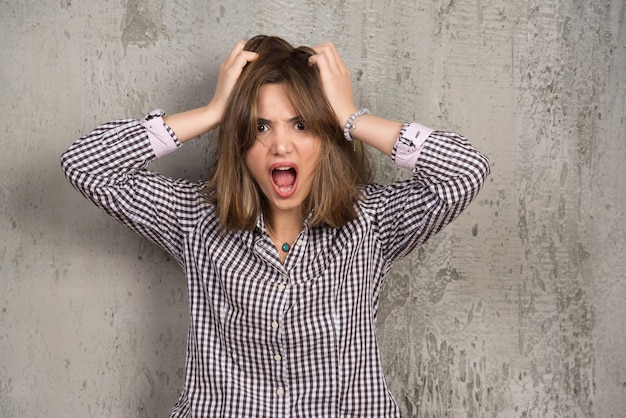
left=271, top=166, right=297, bottom=195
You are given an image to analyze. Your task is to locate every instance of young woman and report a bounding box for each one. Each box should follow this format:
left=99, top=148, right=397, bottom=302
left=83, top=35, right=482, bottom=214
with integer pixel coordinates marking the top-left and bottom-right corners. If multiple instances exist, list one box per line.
left=61, top=35, right=490, bottom=417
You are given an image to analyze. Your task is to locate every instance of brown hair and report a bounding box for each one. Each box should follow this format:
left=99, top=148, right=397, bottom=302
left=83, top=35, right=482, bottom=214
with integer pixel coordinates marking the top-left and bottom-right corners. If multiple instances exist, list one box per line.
left=206, top=35, right=371, bottom=230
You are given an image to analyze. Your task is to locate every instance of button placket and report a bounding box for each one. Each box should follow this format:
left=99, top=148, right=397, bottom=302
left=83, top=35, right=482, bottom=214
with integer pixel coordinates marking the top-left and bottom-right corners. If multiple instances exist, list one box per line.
left=278, top=273, right=288, bottom=292
left=272, top=272, right=290, bottom=404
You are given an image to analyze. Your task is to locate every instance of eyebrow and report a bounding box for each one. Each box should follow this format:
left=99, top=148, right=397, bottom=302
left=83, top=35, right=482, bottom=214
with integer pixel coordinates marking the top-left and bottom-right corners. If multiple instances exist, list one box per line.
left=257, top=116, right=303, bottom=125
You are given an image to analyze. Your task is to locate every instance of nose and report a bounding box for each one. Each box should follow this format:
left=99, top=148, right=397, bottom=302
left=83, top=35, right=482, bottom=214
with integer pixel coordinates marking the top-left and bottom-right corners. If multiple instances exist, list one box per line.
left=268, top=126, right=293, bottom=156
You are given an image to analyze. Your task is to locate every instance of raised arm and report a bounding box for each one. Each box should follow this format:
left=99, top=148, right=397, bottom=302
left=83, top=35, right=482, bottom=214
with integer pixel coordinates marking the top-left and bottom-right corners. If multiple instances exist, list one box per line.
left=308, top=43, right=403, bottom=156
left=310, top=43, right=490, bottom=264
left=60, top=40, right=259, bottom=264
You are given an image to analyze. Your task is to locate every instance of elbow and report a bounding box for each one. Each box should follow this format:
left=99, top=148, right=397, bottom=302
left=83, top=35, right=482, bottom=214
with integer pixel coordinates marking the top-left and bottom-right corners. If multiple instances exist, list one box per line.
left=59, top=147, right=74, bottom=180
left=473, top=152, right=491, bottom=189
left=59, top=144, right=84, bottom=187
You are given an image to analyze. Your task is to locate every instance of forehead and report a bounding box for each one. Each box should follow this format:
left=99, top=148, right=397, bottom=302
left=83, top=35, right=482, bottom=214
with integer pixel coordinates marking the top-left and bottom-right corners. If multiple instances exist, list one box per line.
left=257, top=83, right=297, bottom=118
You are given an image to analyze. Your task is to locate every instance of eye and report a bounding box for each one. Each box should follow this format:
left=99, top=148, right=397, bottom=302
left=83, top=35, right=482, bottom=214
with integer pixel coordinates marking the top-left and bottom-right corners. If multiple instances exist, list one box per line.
left=295, top=121, right=307, bottom=131
left=256, top=122, right=269, bottom=133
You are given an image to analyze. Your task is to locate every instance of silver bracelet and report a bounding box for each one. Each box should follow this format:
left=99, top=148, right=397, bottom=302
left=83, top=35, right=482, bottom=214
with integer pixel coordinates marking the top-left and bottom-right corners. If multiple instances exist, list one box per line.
left=343, top=108, right=370, bottom=142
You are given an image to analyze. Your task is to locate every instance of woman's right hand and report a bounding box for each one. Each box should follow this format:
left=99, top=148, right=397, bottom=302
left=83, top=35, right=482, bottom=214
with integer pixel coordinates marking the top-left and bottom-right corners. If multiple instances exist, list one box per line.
left=164, top=40, right=258, bottom=143
left=209, top=40, right=259, bottom=121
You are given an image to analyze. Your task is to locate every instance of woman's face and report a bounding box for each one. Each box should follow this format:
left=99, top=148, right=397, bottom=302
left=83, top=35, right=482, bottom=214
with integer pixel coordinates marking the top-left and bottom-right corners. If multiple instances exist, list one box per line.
left=244, top=83, right=322, bottom=221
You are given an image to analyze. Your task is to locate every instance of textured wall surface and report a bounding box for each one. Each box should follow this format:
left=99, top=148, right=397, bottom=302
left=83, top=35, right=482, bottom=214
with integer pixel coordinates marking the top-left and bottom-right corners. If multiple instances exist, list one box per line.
left=1, top=0, right=625, bottom=417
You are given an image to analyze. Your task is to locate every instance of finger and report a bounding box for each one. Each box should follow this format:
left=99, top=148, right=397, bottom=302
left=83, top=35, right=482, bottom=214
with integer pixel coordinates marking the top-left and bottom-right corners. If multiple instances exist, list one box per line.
left=222, top=41, right=258, bottom=72
left=311, top=43, right=344, bottom=73
left=221, top=40, right=245, bottom=67
left=227, top=51, right=258, bottom=73
left=228, top=40, right=248, bottom=60
left=212, top=42, right=258, bottom=106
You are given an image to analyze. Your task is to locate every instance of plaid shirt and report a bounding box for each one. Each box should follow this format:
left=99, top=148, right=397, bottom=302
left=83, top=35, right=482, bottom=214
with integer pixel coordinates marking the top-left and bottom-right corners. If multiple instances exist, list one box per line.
left=61, top=110, right=489, bottom=417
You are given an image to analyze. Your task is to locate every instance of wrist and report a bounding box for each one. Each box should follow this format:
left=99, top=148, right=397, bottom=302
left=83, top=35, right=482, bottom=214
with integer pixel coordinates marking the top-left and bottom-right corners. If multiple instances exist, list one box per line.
left=338, top=106, right=358, bottom=128
left=343, top=108, right=370, bottom=142
left=202, top=102, right=222, bottom=132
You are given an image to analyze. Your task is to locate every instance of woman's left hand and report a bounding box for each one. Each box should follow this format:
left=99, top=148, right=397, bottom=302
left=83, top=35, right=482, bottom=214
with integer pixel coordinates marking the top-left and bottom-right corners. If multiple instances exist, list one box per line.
left=309, top=43, right=358, bottom=128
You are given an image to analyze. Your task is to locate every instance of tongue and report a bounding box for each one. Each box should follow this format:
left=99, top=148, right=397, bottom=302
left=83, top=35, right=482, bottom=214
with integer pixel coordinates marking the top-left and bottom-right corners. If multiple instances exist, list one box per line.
left=273, top=169, right=296, bottom=187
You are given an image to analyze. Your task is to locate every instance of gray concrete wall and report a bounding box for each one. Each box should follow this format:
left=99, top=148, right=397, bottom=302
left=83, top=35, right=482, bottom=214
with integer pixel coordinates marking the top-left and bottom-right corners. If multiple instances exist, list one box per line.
left=1, top=0, right=624, bottom=416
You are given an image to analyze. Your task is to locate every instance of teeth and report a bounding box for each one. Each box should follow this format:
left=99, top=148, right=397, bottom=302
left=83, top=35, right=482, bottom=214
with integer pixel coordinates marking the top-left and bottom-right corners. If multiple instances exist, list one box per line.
left=275, top=167, right=290, bottom=171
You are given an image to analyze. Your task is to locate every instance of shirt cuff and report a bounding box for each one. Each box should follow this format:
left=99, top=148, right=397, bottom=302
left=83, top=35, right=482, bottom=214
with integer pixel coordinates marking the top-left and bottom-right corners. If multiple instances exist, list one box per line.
left=141, top=109, right=180, bottom=158
left=392, top=122, right=434, bottom=170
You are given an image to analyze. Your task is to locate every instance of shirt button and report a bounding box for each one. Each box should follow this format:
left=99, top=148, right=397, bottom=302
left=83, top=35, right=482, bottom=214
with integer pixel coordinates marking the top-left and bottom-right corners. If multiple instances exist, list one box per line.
left=282, top=274, right=289, bottom=282
left=274, top=354, right=282, bottom=362
left=277, top=387, right=285, bottom=396
left=271, top=321, right=279, bottom=329
left=278, top=283, right=286, bottom=291
left=296, top=239, right=303, bottom=246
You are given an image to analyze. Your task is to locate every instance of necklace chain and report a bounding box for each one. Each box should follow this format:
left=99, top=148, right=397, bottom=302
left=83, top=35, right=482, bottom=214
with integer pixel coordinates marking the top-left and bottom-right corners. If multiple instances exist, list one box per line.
left=265, top=223, right=291, bottom=253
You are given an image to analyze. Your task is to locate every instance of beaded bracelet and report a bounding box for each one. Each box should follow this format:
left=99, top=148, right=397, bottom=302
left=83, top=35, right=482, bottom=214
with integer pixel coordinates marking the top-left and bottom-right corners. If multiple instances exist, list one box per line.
left=343, top=108, right=370, bottom=142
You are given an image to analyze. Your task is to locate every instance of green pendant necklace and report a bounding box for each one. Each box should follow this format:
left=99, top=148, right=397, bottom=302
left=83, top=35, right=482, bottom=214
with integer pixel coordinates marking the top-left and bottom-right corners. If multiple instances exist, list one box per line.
left=266, top=223, right=291, bottom=253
